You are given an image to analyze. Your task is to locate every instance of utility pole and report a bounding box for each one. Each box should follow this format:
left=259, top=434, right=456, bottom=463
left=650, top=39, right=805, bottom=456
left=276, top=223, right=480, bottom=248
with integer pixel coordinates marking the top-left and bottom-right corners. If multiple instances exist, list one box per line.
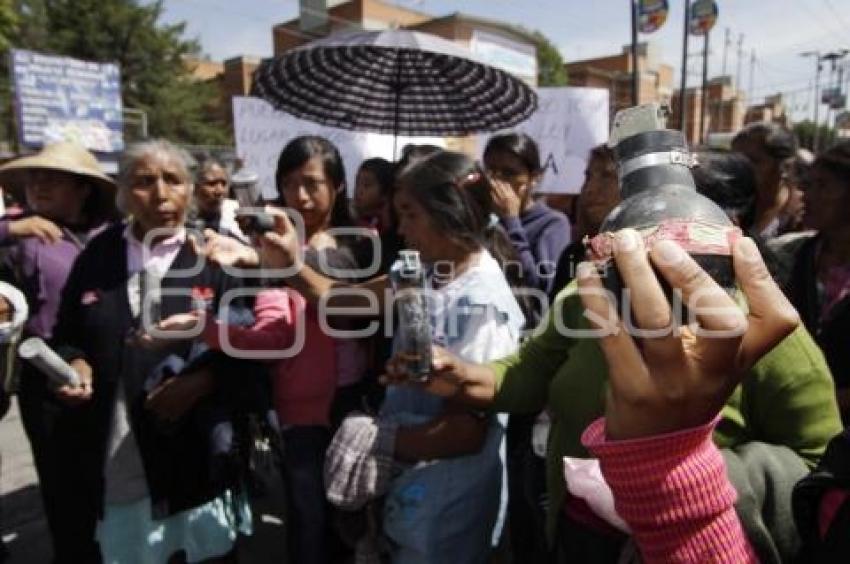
left=802, top=51, right=823, bottom=152
left=721, top=27, right=731, bottom=77
left=631, top=0, right=639, bottom=106
left=700, top=31, right=711, bottom=144
left=844, top=63, right=850, bottom=106
left=748, top=49, right=756, bottom=107
left=817, top=50, right=850, bottom=150
left=735, top=33, right=744, bottom=92
left=836, top=63, right=845, bottom=130
left=679, top=0, right=691, bottom=136
left=814, top=57, right=823, bottom=153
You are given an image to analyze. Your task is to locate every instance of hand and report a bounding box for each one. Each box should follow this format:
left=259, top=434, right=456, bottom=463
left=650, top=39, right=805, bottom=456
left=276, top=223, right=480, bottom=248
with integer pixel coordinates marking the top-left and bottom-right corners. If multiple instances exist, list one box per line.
left=786, top=187, right=805, bottom=227
left=260, top=207, right=302, bottom=270
left=308, top=230, right=337, bottom=252
left=489, top=177, right=522, bottom=218
left=8, top=216, right=62, bottom=244
left=193, top=229, right=259, bottom=268
left=145, top=369, right=214, bottom=423
left=381, top=345, right=469, bottom=398
left=133, top=311, right=205, bottom=349
left=53, top=358, right=94, bottom=406
left=577, top=229, right=799, bottom=440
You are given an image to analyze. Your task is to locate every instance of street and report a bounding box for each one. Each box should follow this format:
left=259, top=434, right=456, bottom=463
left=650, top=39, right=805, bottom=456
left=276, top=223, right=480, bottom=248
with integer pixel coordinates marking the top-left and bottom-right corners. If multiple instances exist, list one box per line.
left=0, top=399, right=289, bottom=563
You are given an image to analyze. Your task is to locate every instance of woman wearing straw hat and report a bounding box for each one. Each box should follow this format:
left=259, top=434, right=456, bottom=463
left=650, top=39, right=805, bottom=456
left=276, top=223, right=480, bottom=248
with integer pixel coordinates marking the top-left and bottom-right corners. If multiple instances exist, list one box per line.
left=0, top=141, right=119, bottom=563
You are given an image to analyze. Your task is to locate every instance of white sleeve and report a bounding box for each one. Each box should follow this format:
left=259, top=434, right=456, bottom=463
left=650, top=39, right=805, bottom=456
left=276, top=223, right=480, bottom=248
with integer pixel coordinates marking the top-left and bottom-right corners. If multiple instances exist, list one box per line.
left=447, top=304, right=520, bottom=365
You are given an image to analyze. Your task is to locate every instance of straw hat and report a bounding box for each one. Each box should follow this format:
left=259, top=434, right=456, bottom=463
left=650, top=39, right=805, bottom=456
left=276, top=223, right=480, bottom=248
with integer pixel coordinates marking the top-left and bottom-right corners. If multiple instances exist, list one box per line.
left=0, top=142, right=117, bottom=218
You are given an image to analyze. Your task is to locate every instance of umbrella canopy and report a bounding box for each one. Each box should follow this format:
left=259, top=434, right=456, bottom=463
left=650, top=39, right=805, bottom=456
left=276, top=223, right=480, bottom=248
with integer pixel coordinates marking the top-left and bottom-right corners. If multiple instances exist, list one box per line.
left=251, top=29, right=538, bottom=137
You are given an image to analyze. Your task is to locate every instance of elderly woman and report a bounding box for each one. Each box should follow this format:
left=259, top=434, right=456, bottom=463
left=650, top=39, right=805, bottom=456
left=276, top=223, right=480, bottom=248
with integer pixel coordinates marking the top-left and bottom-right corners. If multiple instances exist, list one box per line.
left=188, top=159, right=246, bottom=242
left=51, top=139, right=252, bottom=563
left=0, top=141, right=118, bottom=563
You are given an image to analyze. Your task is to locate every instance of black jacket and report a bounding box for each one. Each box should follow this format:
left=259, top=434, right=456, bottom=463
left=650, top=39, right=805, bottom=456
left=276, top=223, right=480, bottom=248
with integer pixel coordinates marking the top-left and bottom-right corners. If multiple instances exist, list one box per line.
left=52, top=222, right=259, bottom=518
left=785, top=234, right=850, bottom=393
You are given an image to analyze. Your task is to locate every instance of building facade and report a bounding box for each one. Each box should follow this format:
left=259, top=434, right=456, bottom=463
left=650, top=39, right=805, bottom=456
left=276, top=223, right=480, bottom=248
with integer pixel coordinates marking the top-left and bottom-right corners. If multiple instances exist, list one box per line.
left=273, top=0, right=539, bottom=86
left=566, top=43, right=674, bottom=120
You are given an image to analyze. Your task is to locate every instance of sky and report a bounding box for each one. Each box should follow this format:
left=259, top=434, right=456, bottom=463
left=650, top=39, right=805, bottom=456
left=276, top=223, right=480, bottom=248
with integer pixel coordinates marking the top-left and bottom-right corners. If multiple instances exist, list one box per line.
left=161, top=0, right=850, bottom=122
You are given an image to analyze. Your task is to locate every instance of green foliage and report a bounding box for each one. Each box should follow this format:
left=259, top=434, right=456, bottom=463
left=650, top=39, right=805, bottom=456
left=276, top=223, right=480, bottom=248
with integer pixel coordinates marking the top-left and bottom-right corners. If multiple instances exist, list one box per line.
left=1, top=0, right=231, bottom=148
left=0, top=0, right=19, bottom=52
left=529, top=29, right=568, bottom=87
left=793, top=120, right=837, bottom=153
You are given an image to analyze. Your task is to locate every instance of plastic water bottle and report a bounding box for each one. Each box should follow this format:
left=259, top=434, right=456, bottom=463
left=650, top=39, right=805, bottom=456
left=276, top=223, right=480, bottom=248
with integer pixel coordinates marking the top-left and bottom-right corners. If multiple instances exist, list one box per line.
left=390, top=250, right=432, bottom=381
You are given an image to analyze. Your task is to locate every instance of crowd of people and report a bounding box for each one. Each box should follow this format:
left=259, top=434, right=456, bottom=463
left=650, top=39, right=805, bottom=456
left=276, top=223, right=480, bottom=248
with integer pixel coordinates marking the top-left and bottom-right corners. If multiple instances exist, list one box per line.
left=0, top=122, right=847, bottom=564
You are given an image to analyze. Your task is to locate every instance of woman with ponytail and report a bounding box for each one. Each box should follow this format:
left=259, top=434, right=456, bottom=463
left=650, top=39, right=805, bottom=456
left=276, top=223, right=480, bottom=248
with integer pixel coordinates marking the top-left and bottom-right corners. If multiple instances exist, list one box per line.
left=254, top=150, right=524, bottom=562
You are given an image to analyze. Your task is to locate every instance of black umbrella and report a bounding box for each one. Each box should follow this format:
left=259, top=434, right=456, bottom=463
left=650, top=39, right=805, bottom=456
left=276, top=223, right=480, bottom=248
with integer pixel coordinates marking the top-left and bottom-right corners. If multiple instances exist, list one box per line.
left=251, top=29, right=538, bottom=140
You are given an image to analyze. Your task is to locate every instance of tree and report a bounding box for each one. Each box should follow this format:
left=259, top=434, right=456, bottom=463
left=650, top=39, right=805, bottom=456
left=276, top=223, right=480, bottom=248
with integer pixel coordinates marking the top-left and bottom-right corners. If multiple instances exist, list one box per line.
left=793, top=120, right=837, bottom=153
left=1, top=0, right=230, bottom=148
left=0, top=0, right=19, bottom=52
left=529, top=29, right=568, bottom=87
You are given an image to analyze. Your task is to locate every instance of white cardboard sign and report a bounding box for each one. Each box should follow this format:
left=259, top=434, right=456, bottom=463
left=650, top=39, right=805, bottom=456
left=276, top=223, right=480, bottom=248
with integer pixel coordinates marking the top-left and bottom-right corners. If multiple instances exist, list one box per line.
left=232, top=96, right=443, bottom=199
left=478, top=87, right=610, bottom=195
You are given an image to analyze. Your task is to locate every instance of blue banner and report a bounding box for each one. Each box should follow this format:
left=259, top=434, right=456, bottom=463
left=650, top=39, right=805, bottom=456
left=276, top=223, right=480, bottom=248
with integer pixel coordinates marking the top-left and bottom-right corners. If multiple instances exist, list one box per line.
left=11, top=49, right=124, bottom=153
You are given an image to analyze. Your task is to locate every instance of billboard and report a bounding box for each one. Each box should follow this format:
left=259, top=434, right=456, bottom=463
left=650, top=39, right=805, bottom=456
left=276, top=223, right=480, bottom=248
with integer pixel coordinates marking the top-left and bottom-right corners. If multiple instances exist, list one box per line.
left=11, top=49, right=124, bottom=153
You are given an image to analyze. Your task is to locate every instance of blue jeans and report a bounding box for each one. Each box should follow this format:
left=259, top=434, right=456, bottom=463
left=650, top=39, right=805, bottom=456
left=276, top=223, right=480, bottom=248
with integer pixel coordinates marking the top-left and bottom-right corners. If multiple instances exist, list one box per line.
left=280, top=426, right=330, bottom=564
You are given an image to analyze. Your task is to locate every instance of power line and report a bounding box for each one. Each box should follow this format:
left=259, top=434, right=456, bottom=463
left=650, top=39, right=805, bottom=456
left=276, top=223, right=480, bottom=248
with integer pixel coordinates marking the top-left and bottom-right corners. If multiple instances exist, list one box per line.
left=754, top=59, right=810, bottom=90
left=798, top=0, right=847, bottom=42
left=748, top=76, right=812, bottom=96
left=821, top=0, right=850, bottom=32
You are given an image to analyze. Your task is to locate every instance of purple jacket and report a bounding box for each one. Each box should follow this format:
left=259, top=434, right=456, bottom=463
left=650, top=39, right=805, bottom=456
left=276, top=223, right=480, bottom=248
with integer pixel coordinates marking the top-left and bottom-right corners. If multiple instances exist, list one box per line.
left=0, top=213, right=110, bottom=339
left=500, top=202, right=571, bottom=325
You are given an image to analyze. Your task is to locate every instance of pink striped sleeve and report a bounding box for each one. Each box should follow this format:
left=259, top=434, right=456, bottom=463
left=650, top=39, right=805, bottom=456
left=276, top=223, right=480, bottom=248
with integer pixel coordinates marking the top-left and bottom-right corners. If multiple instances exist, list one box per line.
left=582, top=417, right=758, bottom=564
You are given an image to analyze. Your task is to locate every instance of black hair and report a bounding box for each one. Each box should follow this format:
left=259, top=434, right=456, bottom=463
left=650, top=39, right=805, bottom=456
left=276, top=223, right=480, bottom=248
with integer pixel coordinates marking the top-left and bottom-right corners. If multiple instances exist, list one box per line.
left=82, top=179, right=120, bottom=226
left=357, top=157, right=395, bottom=197
left=783, top=151, right=813, bottom=191
left=395, top=150, right=533, bottom=316
left=588, top=143, right=615, bottom=165
left=732, top=122, right=798, bottom=162
left=693, top=150, right=758, bottom=230
left=814, top=140, right=850, bottom=189
left=483, top=132, right=542, bottom=175
left=398, top=144, right=442, bottom=171
left=275, top=135, right=353, bottom=228
left=377, top=144, right=444, bottom=232
left=395, top=151, right=493, bottom=253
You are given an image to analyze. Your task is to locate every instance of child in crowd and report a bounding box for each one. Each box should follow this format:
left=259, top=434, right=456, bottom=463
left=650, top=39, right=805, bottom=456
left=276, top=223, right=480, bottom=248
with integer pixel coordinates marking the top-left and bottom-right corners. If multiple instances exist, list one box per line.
left=353, top=157, right=394, bottom=236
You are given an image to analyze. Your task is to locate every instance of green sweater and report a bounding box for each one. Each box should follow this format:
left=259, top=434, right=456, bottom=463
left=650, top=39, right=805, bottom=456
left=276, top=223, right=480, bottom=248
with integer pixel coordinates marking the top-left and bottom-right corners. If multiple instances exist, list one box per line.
left=490, top=281, right=842, bottom=543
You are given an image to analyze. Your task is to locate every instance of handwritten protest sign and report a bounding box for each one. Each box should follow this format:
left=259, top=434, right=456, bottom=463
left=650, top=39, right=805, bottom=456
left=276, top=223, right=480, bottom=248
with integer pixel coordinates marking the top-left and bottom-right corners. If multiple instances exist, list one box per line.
left=233, top=97, right=443, bottom=199
left=478, top=87, right=609, bottom=195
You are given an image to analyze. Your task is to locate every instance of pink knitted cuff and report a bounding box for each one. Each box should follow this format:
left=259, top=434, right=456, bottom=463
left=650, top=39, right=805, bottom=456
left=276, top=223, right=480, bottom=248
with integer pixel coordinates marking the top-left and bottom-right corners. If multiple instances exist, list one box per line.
left=582, top=417, right=757, bottom=563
